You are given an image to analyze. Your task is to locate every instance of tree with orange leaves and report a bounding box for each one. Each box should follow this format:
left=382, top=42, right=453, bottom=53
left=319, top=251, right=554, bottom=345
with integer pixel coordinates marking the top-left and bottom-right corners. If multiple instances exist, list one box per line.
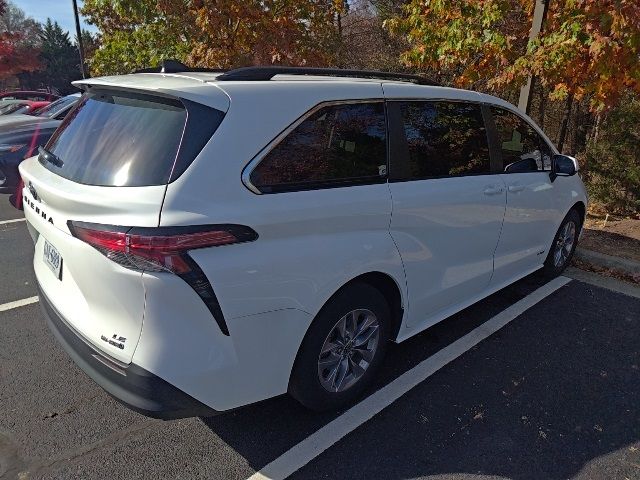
left=188, top=0, right=342, bottom=68
left=0, top=0, right=41, bottom=80
left=386, top=0, right=640, bottom=113
left=82, top=0, right=344, bottom=75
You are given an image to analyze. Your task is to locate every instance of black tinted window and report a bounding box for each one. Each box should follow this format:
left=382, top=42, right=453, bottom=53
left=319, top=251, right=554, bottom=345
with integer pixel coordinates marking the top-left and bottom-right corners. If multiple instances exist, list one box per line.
left=396, top=101, right=490, bottom=180
left=250, top=102, right=387, bottom=193
left=45, top=91, right=188, bottom=186
left=491, top=107, right=553, bottom=172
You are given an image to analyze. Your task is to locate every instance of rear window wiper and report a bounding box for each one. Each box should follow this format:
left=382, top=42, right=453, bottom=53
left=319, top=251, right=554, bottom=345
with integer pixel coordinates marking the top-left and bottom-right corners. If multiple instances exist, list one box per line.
left=38, top=145, right=64, bottom=168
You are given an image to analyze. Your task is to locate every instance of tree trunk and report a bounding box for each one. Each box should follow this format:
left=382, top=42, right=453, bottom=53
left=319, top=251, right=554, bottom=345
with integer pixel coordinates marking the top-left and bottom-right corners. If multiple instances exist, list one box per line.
left=572, top=100, right=589, bottom=155
left=557, top=93, right=574, bottom=153
left=336, top=10, right=343, bottom=67
left=571, top=103, right=580, bottom=154
left=592, top=113, right=603, bottom=143
left=538, top=84, right=546, bottom=129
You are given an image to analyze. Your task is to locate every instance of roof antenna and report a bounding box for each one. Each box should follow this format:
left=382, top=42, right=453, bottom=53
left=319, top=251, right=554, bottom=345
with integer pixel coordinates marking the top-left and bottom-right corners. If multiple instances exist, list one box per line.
left=160, top=59, right=190, bottom=73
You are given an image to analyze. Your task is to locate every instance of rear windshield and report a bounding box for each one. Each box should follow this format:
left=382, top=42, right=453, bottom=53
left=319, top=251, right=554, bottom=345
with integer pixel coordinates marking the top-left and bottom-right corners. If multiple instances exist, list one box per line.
left=44, top=90, right=188, bottom=187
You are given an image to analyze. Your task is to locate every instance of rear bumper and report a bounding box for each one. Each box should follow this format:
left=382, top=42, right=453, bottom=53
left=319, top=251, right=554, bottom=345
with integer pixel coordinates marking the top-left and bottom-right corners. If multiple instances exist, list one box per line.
left=38, top=282, right=218, bottom=420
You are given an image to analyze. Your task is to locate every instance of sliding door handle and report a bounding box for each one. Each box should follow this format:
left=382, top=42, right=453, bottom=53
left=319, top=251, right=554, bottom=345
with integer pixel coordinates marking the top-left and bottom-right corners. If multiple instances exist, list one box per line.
left=483, top=186, right=504, bottom=196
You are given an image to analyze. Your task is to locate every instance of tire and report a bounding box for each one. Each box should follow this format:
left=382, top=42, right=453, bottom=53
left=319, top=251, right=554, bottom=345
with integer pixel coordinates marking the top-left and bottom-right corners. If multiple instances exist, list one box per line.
left=542, top=208, right=582, bottom=277
left=288, top=282, right=391, bottom=411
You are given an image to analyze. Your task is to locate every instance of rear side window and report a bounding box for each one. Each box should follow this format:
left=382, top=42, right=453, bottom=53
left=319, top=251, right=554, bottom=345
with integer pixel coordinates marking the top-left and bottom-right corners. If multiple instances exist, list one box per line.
left=249, top=102, right=387, bottom=193
left=44, top=90, right=223, bottom=187
left=395, top=101, right=490, bottom=180
left=491, top=107, right=553, bottom=172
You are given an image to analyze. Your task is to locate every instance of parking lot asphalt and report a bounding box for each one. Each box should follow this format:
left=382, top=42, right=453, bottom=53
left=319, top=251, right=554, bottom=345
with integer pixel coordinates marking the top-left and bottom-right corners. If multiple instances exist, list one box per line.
left=0, top=200, right=36, bottom=306
left=1, top=193, right=639, bottom=480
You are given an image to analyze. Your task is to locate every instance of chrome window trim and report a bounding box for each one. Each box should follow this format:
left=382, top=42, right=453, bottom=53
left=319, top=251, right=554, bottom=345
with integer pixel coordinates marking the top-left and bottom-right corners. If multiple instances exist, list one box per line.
left=241, top=99, right=385, bottom=195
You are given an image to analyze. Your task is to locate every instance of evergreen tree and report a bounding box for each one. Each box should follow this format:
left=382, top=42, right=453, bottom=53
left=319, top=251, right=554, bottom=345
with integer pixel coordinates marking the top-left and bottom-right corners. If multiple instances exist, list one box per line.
left=38, top=18, right=81, bottom=94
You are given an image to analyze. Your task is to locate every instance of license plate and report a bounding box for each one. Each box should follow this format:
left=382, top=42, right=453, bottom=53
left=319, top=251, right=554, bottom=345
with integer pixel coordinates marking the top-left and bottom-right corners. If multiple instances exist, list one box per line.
left=43, top=239, right=62, bottom=280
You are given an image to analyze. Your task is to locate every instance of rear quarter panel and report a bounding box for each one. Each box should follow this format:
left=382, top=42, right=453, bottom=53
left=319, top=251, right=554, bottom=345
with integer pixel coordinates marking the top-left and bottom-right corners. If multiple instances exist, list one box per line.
left=159, top=81, right=407, bottom=321
left=141, top=82, right=407, bottom=409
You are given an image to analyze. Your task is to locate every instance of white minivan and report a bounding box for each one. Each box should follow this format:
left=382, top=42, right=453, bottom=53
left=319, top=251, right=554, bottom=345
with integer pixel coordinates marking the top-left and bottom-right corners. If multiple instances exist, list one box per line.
left=19, top=64, right=587, bottom=418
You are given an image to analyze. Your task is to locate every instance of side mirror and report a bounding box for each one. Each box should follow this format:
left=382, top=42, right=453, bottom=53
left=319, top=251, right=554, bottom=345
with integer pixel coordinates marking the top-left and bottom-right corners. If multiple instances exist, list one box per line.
left=552, top=154, right=578, bottom=177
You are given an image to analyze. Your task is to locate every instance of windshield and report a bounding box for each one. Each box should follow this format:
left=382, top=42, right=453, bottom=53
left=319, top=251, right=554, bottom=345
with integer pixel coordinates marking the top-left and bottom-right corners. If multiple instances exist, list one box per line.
left=44, top=90, right=188, bottom=187
left=35, top=95, right=78, bottom=118
left=0, top=103, right=27, bottom=115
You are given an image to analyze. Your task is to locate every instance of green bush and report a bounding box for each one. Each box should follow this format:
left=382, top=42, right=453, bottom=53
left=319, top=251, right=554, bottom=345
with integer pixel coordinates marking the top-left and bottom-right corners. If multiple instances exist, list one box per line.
left=581, top=95, right=640, bottom=215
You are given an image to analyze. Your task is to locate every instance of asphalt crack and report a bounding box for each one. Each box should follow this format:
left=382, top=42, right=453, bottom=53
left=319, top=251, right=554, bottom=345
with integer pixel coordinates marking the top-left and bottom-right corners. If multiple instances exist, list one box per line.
left=0, top=430, right=29, bottom=480
left=2, top=420, right=157, bottom=479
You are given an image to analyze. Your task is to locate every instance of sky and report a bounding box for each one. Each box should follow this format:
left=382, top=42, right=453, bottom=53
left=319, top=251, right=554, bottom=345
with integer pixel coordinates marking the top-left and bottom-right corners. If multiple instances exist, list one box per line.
left=14, top=0, right=98, bottom=35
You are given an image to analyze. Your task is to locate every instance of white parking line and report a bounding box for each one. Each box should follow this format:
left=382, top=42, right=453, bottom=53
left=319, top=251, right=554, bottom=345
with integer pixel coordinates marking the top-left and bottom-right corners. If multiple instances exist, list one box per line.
left=0, top=296, right=39, bottom=313
left=0, top=218, right=25, bottom=225
left=248, top=276, right=572, bottom=480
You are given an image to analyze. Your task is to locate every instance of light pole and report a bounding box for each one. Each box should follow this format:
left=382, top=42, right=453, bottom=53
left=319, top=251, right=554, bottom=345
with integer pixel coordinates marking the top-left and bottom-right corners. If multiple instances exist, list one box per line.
left=517, top=0, right=549, bottom=113
left=72, top=0, right=87, bottom=78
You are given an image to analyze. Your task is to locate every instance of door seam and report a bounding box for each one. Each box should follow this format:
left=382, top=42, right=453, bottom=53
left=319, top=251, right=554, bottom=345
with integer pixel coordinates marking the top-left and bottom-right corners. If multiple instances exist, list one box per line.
left=386, top=181, right=410, bottom=332
left=489, top=175, right=508, bottom=285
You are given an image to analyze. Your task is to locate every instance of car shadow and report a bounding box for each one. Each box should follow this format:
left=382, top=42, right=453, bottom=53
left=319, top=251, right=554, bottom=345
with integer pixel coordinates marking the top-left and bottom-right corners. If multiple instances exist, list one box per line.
left=289, top=279, right=640, bottom=479
left=199, top=272, right=555, bottom=472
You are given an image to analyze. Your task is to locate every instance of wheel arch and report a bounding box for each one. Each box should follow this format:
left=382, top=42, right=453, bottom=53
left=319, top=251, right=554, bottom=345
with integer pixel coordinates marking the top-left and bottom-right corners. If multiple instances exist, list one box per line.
left=287, top=270, right=405, bottom=397
left=571, top=200, right=586, bottom=228
left=313, top=271, right=405, bottom=343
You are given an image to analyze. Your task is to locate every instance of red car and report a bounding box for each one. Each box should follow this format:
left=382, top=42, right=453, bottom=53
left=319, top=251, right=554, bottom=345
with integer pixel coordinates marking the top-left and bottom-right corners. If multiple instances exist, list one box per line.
left=0, top=90, right=60, bottom=102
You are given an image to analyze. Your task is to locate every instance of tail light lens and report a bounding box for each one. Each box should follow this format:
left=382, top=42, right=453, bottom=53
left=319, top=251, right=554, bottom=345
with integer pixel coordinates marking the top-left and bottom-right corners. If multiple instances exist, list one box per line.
left=67, top=223, right=254, bottom=274
left=67, top=221, right=258, bottom=336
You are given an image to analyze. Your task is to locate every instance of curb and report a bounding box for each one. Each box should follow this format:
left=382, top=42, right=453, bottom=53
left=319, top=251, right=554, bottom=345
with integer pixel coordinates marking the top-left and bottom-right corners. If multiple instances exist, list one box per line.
left=565, top=267, right=640, bottom=299
left=574, top=247, right=640, bottom=277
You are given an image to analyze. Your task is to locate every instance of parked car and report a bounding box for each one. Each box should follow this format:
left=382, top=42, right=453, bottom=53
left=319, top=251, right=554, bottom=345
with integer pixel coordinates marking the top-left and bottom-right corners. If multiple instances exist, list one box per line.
left=0, top=90, right=59, bottom=102
left=0, top=99, right=33, bottom=114
left=0, top=100, right=50, bottom=116
left=0, top=118, right=60, bottom=194
left=0, top=94, right=79, bottom=128
left=29, top=93, right=80, bottom=119
left=19, top=65, right=587, bottom=419
left=1, top=95, right=80, bottom=206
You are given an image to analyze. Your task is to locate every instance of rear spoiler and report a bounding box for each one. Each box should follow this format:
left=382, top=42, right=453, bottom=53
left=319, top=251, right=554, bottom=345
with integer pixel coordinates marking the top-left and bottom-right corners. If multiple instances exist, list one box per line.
left=72, top=76, right=230, bottom=114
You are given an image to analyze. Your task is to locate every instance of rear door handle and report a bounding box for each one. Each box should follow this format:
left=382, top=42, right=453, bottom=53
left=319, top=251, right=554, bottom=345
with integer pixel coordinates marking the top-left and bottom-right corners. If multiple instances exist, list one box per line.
left=508, top=184, right=525, bottom=193
left=483, top=186, right=504, bottom=196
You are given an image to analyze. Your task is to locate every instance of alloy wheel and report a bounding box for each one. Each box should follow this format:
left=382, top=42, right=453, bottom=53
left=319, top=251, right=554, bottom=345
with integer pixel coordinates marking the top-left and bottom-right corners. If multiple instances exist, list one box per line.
left=317, top=308, right=380, bottom=393
left=554, top=220, right=576, bottom=267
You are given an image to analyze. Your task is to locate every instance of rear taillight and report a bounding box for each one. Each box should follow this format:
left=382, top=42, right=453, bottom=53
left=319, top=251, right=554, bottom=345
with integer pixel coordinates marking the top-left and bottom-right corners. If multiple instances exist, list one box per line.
left=67, top=222, right=256, bottom=273
left=68, top=221, right=258, bottom=336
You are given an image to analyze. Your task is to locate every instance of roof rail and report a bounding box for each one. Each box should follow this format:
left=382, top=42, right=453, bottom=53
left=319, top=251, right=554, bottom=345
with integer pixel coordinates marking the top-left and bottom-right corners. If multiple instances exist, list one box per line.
left=134, top=59, right=226, bottom=74
left=216, top=66, right=440, bottom=86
